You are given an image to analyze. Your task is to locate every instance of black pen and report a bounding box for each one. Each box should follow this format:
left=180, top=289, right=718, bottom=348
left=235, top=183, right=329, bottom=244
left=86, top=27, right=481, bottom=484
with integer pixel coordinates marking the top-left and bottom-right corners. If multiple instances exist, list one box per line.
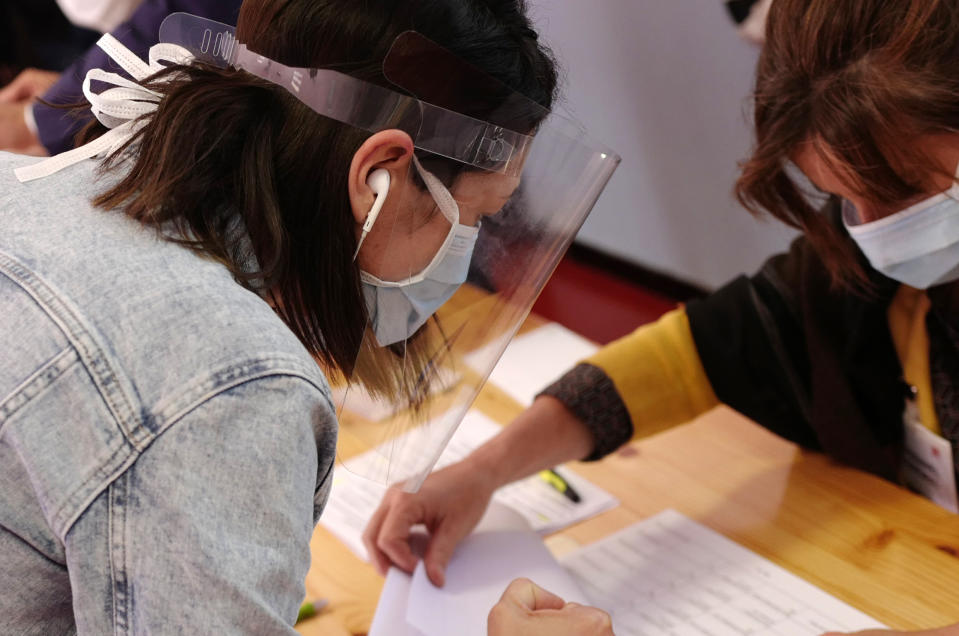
left=538, top=468, right=582, bottom=503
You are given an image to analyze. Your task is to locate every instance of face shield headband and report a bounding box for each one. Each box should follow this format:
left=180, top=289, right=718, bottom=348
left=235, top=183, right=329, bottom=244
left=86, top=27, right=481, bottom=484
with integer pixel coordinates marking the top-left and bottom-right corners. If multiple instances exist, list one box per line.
left=156, top=13, right=534, bottom=178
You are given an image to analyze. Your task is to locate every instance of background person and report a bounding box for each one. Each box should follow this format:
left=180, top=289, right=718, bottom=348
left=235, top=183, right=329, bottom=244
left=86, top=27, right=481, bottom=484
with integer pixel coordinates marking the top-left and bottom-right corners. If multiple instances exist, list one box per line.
left=365, top=1, right=959, bottom=634
left=0, top=0, right=99, bottom=86
left=0, top=0, right=242, bottom=156
left=55, top=0, right=146, bottom=33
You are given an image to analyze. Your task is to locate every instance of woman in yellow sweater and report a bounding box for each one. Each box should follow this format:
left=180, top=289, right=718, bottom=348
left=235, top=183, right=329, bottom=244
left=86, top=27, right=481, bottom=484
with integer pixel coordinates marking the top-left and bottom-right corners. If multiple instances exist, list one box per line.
left=366, top=1, right=959, bottom=633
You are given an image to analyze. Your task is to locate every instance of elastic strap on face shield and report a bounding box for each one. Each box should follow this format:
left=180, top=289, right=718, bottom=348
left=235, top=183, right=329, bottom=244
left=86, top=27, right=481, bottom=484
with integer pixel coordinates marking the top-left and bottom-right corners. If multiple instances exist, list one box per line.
left=158, top=14, right=534, bottom=176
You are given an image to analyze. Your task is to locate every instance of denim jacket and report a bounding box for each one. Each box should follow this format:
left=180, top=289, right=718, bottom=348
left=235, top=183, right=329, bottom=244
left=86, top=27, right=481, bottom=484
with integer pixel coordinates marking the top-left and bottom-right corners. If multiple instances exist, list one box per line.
left=0, top=152, right=338, bottom=634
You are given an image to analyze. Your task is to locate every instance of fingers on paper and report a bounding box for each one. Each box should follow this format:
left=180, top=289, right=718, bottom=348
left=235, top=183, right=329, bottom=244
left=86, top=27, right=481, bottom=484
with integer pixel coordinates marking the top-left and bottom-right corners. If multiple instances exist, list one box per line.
left=489, top=579, right=614, bottom=636
left=424, top=521, right=466, bottom=587
left=363, top=490, right=420, bottom=575
left=501, top=578, right=566, bottom=611
left=561, top=603, right=615, bottom=634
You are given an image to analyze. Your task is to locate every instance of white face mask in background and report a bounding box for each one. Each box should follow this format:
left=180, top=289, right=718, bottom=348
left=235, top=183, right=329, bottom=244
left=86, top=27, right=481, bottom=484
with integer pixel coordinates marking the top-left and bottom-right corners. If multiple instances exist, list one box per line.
left=360, top=157, right=480, bottom=346
left=843, top=180, right=959, bottom=289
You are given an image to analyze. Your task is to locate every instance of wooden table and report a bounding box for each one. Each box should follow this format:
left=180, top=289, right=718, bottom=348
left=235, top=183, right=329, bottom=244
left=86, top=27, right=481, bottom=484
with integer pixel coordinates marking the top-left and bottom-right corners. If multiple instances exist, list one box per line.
left=297, top=391, right=959, bottom=635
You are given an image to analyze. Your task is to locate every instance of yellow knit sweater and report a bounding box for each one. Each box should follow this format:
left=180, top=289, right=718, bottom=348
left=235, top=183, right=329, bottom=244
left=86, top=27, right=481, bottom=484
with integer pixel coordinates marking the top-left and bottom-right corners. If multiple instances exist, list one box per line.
left=585, top=286, right=939, bottom=441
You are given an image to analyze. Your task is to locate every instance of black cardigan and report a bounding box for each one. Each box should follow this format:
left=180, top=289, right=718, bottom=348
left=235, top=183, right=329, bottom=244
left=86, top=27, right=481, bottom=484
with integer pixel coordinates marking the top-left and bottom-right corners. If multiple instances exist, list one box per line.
left=687, top=231, right=905, bottom=482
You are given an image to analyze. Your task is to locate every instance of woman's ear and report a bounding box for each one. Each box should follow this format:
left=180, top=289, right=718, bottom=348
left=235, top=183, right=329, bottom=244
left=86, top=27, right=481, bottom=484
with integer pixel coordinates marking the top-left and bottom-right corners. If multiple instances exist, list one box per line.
left=348, top=129, right=415, bottom=225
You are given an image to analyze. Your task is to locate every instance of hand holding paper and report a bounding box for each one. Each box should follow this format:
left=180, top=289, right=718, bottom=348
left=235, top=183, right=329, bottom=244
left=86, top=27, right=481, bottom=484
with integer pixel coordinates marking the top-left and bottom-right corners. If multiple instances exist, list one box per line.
left=364, top=457, right=497, bottom=586
left=351, top=409, right=616, bottom=585
left=488, top=578, right=614, bottom=636
left=369, top=501, right=602, bottom=636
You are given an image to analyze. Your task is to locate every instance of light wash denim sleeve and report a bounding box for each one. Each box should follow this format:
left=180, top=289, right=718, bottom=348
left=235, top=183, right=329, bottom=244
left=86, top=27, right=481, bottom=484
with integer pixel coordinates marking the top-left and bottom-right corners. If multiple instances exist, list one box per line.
left=1, top=151, right=340, bottom=634
left=64, top=375, right=335, bottom=635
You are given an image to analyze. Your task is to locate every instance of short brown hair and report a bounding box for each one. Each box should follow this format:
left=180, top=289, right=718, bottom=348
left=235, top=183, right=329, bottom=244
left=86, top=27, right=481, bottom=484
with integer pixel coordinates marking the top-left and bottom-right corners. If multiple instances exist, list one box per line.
left=79, top=0, right=557, bottom=401
left=735, top=0, right=959, bottom=284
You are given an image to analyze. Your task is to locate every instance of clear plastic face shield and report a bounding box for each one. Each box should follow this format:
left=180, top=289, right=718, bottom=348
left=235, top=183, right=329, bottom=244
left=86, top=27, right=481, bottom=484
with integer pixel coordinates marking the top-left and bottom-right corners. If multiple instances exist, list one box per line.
left=160, top=13, right=621, bottom=492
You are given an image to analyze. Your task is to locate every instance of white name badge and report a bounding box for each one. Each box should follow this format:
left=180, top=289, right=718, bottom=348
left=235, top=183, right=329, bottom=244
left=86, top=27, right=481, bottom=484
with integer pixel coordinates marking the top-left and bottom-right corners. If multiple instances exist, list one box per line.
left=902, top=401, right=959, bottom=514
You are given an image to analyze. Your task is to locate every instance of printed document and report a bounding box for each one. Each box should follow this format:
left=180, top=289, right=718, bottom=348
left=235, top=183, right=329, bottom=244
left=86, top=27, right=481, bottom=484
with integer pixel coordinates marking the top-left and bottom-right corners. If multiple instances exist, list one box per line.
left=561, top=510, right=887, bottom=635
left=371, top=509, right=885, bottom=636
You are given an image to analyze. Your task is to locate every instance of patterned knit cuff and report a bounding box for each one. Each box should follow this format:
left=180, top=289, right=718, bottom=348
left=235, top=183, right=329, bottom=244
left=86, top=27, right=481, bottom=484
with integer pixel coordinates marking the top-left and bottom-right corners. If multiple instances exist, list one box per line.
left=537, top=363, right=634, bottom=462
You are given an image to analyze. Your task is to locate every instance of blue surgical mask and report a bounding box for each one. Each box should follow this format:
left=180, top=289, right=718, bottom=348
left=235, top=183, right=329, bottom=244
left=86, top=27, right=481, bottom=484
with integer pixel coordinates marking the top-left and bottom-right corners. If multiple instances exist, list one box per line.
left=843, top=189, right=959, bottom=289
left=361, top=158, right=480, bottom=346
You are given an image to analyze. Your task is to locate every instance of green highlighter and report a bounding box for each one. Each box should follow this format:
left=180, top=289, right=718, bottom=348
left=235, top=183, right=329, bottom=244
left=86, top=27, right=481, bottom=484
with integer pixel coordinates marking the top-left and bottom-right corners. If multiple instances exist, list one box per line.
left=538, top=468, right=582, bottom=503
left=296, top=598, right=329, bottom=624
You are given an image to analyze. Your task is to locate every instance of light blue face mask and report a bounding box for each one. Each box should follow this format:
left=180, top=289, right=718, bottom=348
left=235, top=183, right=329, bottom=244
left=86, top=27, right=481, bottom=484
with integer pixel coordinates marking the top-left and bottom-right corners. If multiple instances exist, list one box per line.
left=361, top=157, right=480, bottom=346
left=843, top=186, right=959, bottom=290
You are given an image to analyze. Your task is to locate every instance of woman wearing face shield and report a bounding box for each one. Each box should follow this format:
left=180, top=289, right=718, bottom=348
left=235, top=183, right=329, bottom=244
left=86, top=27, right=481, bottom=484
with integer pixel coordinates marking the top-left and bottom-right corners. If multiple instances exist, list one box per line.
left=365, top=1, right=959, bottom=634
left=0, top=0, right=620, bottom=633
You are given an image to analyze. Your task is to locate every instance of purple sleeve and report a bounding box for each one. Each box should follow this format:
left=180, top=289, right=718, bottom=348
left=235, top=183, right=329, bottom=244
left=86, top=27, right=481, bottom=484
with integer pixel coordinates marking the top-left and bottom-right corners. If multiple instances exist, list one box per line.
left=35, top=0, right=242, bottom=155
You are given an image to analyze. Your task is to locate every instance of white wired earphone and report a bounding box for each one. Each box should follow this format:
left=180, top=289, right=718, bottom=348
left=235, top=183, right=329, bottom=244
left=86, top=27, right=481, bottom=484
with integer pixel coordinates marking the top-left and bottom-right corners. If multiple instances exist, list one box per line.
left=353, top=168, right=391, bottom=259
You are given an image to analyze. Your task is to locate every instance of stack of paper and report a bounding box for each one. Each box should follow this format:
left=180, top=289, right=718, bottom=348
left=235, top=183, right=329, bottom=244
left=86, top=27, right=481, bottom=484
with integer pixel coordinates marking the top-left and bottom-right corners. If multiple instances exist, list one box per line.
left=370, top=501, right=586, bottom=636
left=371, top=509, right=887, bottom=636
left=376, top=531, right=589, bottom=636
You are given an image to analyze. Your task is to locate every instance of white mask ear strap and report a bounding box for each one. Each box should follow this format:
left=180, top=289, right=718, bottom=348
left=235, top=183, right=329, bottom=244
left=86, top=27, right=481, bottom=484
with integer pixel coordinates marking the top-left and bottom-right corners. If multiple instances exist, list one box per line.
left=15, top=34, right=193, bottom=184
left=14, top=125, right=136, bottom=182
left=98, top=33, right=153, bottom=79
left=412, top=155, right=460, bottom=224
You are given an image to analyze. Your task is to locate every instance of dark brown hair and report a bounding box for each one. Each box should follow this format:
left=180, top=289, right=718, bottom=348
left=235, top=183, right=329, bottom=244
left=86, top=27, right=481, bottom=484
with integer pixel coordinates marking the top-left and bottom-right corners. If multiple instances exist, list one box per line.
left=735, top=0, right=959, bottom=285
left=80, top=0, right=557, bottom=395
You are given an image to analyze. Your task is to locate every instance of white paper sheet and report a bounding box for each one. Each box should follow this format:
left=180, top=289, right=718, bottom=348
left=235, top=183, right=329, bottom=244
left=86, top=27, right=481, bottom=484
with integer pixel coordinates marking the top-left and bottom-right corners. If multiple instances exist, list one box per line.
left=561, top=510, right=888, bottom=636
left=406, top=531, right=589, bottom=636
left=369, top=568, right=425, bottom=636
left=322, top=410, right=618, bottom=560
left=369, top=501, right=542, bottom=636
left=466, top=323, right=599, bottom=406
